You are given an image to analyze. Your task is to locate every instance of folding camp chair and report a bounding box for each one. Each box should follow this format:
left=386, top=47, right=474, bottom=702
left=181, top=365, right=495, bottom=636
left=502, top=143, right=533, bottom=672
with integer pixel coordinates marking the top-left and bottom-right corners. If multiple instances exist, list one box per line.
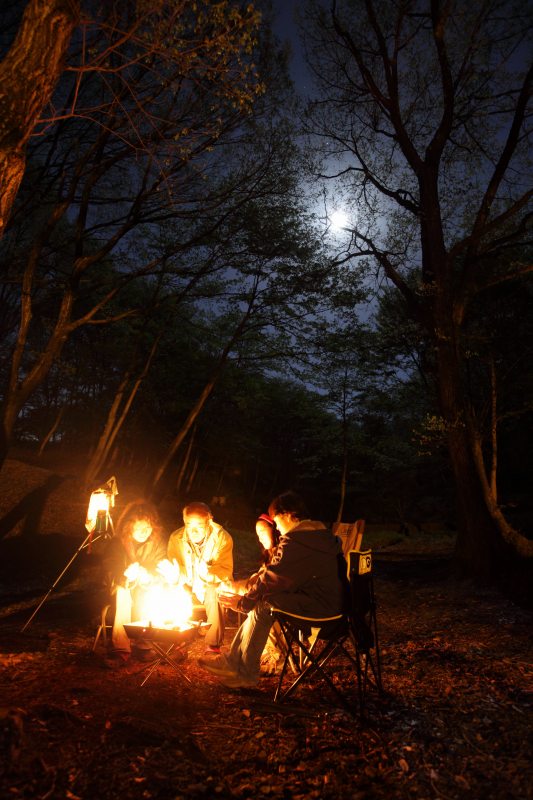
left=347, top=549, right=382, bottom=705
left=271, top=548, right=382, bottom=717
left=332, top=519, right=365, bottom=558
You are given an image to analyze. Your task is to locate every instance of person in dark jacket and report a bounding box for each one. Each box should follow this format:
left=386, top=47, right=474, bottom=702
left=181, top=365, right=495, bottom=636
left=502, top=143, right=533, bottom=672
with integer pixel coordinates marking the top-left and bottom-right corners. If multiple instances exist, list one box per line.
left=103, top=501, right=167, bottom=665
left=230, top=513, right=280, bottom=596
left=199, top=491, right=344, bottom=688
left=228, top=513, right=284, bottom=674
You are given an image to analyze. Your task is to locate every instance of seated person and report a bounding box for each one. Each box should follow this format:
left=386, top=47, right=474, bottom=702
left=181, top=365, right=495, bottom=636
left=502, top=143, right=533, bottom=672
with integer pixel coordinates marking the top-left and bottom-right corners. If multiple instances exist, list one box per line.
left=103, top=501, right=166, bottom=666
left=199, top=491, right=344, bottom=688
left=230, top=514, right=285, bottom=674
left=231, top=513, right=280, bottom=595
left=165, top=501, right=233, bottom=655
left=255, top=513, right=281, bottom=566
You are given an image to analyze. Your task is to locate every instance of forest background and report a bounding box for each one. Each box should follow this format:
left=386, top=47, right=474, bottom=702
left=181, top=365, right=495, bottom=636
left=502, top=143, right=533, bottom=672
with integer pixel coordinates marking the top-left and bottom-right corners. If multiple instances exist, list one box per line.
left=0, top=0, right=531, bottom=603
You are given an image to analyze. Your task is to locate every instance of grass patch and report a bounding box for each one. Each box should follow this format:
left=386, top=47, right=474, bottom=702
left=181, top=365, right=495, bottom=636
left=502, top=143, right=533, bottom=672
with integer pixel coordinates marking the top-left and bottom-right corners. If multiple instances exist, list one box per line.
left=227, top=523, right=457, bottom=579
left=364, top=524, right=457, bottom=553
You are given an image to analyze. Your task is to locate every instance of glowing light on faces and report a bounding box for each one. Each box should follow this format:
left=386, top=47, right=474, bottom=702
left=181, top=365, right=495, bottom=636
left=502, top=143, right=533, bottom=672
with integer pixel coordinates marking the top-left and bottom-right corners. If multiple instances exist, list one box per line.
left=138, top=582, right=193, bottom=629
left=256, top=521, right=274, bottom=550
left=131, top=520, right=152, bottom=543
left=184, top=514, right=210, bottom=544
left=330, top=209, right=349, bottom=232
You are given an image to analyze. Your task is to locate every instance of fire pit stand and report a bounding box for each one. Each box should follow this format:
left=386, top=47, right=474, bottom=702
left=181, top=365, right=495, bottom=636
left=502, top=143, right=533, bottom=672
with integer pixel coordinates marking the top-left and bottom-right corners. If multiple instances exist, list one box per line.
left=124, top=621, right=205, bottom=686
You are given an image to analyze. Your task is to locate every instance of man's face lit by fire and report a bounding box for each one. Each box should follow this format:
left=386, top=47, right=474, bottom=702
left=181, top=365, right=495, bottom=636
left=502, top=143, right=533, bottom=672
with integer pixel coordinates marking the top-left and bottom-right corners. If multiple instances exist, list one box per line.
left=184, top=513, right=211, bottom=544
left=131, top=520, right=152, bottom=543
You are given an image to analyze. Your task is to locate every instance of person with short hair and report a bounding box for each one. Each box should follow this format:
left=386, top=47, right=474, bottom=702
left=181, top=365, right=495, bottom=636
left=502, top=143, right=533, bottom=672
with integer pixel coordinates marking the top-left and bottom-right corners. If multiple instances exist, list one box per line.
left=166, top=501, right=233, bottom=654
left=228, top=513, right=284, bottom=674
left=255, top=513, right=280, bottom=565
left=199, top=491, right=343, bottom=688
left=231, top=513, right=280, bottom=595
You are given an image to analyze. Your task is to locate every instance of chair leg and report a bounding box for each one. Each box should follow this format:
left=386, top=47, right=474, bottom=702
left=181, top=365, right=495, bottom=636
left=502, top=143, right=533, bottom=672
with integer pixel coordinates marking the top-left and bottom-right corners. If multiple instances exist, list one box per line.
left=92, top=604, right=111, bottom=651
left=274, top=621, right=356, bottom=716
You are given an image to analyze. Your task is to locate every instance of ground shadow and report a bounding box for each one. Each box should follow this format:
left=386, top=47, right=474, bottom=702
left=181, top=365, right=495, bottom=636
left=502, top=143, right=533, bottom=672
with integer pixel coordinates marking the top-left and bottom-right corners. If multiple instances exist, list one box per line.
left=0, top=474, right=65, bottom=540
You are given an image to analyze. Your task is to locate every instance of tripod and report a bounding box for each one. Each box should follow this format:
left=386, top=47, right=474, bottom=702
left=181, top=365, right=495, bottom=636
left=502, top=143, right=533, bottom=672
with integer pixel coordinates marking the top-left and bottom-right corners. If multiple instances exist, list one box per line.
left=21, top=488, right=116, bottom=633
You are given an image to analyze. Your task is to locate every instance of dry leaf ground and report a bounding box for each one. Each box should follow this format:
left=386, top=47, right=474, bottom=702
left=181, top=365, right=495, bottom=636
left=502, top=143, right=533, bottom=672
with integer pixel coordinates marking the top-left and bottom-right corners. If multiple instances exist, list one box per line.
left=0, top=459, right=531, bottom=799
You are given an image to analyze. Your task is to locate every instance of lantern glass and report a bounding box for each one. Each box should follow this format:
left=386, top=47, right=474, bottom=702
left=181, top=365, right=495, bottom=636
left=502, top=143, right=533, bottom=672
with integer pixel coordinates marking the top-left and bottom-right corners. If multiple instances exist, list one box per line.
left=86, top=490, right=111, bottom=533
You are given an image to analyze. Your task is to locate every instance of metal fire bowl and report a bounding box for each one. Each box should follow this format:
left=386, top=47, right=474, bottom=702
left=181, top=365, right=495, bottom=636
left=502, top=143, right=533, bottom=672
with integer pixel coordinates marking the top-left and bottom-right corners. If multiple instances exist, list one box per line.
left=124, top=621, right=202, bottom=646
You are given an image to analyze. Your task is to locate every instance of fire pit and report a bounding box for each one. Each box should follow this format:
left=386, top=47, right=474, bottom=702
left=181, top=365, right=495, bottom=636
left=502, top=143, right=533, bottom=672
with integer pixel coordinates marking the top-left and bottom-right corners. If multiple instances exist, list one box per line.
left=124, top=620, right=208, bottom=686
left=124, top=620, right=202, bottom=646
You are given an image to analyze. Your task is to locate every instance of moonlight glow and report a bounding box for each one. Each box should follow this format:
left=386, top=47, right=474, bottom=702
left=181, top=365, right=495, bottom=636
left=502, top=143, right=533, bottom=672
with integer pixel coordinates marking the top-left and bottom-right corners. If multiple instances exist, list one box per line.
left=330, top=209, right=349, bottom=231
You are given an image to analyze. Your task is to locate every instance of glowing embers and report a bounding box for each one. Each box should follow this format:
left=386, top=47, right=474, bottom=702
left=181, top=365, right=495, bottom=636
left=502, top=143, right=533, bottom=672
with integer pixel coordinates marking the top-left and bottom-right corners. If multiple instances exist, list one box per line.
left=137, top=582, right=193, bottom=630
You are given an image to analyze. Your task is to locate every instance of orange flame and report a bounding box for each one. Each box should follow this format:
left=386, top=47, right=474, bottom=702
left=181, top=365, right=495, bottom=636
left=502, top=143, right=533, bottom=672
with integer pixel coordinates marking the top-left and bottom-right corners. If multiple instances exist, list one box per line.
left=138, top=583, right=193, bottom=629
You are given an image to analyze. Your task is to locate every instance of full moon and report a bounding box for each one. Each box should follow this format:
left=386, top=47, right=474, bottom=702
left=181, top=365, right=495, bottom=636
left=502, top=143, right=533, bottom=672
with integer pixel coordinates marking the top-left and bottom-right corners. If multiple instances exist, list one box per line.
left=330, top=209, right=349, bottom=231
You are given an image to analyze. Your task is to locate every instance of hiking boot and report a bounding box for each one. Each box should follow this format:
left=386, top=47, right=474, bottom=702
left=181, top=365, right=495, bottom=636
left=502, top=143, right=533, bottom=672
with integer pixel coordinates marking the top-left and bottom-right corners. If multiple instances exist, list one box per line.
left=219, top=674, right=257, bottom=689
left=198, top=654, right=233, bottom=676
left=260, top=653, right=281, bottom=676
left=200, top=658, right=256, bottom=688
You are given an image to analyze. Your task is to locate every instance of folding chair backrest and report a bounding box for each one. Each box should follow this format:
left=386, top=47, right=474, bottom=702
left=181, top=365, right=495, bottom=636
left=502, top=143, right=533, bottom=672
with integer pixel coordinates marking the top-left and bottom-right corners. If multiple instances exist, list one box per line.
left=332, top=519, right=365, bottom=559
left=347, top=549, right=375, bottom=651
left=272, top=547, right=382, bottom=716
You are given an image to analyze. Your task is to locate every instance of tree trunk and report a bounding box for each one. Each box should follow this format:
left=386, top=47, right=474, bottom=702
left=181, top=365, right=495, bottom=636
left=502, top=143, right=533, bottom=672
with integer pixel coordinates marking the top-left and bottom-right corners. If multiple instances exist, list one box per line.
left=336, top=449, right=347, bottom=524
left=436, top=337, right=507, bottom=578
left=215, top=458, right=227, bottom=495
left=83, top=336, right=160, bottom=488
left=175, top=426, right=196, bottom=494
left=336, top=420, right=348, bottom=523
left=147, top=300, right=256, bottom=500
left=335, top=372, right=349, bottom=523
left=0, top=284, right=75, bottom=471
left=489, top=359, right=498, bottom=502
left=0, top=0, right=79, bottom=237
left=185, top=454, right=199, bottom=494
left=37, top=406, right=65, bottom=457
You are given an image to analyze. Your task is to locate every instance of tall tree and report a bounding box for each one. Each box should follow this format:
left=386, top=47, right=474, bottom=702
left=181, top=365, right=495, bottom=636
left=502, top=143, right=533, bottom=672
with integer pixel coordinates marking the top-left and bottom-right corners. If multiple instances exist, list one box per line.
left=304, top=0, right=533, bottom=578
left=0, top=0, right=79, bottom=237
left=0, top=0, right=264, bottom=468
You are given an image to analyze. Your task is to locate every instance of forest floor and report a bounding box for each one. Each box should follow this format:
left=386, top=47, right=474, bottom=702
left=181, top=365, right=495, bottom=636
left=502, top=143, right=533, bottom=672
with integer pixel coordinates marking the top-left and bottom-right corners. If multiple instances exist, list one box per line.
left=0, top=458, right=532, bottom=799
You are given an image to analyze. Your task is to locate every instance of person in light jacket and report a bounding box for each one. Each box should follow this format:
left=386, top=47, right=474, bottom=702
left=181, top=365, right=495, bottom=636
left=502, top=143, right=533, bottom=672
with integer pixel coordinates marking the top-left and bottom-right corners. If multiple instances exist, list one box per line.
left=166, top=501, right=233, bottom=654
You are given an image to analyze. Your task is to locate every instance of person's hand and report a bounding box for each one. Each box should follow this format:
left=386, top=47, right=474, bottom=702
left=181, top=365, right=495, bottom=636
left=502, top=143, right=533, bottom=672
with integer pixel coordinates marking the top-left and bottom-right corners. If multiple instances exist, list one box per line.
left=198, top=561, right=219, bottom=583
left=220, top=579, right=246, bottom=596
left=136, top=565, right=151, bottom=586
left=157, top=558, right=180, bottom=584
left=124, top=561, right=141, bottom=583
left=217, top=592, right=241, bottom=611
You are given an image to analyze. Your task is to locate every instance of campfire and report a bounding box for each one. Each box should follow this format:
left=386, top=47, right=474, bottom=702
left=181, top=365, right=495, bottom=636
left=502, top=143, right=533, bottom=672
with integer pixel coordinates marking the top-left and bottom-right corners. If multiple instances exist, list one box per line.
left=123, top=579, right=203, bottom=684
left=124, top=574, right=207, bottom=651
left=137, top=582, right=194, bottom=630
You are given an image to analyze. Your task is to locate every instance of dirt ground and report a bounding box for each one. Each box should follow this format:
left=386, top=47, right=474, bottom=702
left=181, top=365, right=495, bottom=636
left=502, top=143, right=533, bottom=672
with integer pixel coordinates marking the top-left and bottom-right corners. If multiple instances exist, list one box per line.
left=0, top=546, right=531, bottom=800
left=0, top=457, right=532, bottom=799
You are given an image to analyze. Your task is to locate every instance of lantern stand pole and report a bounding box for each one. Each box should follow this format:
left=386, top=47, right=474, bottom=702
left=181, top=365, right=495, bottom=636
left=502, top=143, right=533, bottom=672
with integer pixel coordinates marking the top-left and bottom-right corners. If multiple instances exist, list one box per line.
left=20, top=514, right=114, bottom=633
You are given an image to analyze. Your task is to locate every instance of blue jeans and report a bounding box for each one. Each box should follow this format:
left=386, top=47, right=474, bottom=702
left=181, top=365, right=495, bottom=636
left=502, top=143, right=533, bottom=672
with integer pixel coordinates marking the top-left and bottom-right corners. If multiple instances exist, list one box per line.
left=224, top=600, right=274, bottom=683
